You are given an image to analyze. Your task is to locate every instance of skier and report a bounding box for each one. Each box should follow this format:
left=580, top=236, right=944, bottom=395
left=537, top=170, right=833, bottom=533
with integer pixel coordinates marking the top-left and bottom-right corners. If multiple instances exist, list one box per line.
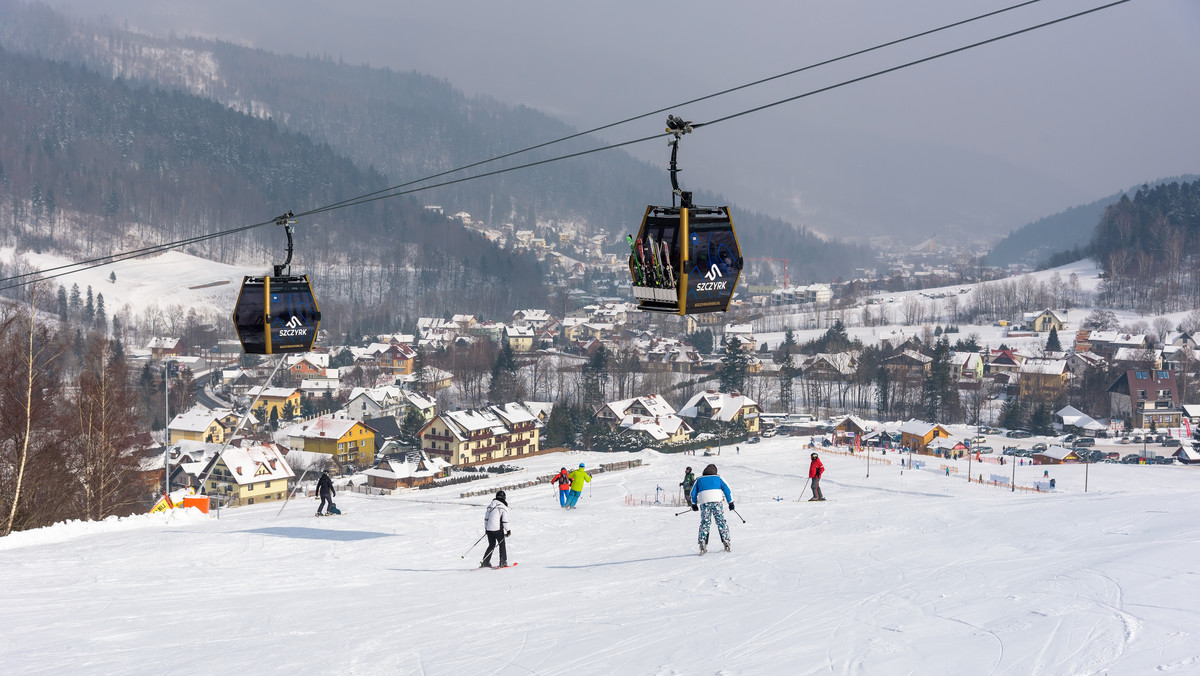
left=566, top=463, right=591, bottom=508
left=808, top=452, right=825, bottom=501
left=689, top=464, right=733, bottom=554
left=480, top=490, right=510, bottom=568
left=553, top=467, right=572, bottom=508
left=315, top=470, right=336, bottom=516
left=680, top=466, right=696, bottom=506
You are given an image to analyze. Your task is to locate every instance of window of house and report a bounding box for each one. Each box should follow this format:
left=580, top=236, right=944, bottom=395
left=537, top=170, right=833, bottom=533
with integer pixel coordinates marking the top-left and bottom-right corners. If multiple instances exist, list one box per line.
left=1138, top=390, right=1147, bottom=399
left=265, top=481, right=271, bottom=489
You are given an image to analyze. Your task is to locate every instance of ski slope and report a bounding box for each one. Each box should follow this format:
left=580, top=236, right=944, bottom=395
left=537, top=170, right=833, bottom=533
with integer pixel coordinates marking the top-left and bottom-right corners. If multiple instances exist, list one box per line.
left=1, top=441, right=1197, bottom=675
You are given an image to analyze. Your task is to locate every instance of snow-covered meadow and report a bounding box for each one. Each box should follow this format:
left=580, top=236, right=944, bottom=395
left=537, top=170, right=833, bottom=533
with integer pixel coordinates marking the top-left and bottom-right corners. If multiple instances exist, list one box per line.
left=2, top=440, right=1197, bottom=674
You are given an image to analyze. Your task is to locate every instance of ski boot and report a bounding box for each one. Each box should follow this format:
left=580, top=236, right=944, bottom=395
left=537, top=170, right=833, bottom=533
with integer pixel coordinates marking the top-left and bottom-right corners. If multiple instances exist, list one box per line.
left=699, top=543, right=707, bottom=555
left=724, top=541, right=731, bottom=552
left=479, top=561, right=493, bottom=568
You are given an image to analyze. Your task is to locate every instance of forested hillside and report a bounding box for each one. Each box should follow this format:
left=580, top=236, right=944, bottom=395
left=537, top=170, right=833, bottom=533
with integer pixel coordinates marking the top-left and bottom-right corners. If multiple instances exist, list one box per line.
left=0, top=0, right=870, bottom=284
left=1092, top=179, right=1200, bottom=313
left=0, top=45, right=547, bottom=330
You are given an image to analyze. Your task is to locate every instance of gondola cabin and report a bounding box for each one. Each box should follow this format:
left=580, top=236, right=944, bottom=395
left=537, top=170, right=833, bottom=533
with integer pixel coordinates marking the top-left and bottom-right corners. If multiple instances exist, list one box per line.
left=629, top=202, right=742, bottom=315
left=233, top=275, right=321, bottom=354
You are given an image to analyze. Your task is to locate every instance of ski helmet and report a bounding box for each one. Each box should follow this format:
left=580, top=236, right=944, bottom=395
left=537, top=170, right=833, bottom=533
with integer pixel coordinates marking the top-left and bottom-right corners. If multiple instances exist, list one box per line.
left=579, top=463, right=586, bottom=468
left=811, top=452, right=819, bottom=459
left=495, top=490, right=506, bottom=500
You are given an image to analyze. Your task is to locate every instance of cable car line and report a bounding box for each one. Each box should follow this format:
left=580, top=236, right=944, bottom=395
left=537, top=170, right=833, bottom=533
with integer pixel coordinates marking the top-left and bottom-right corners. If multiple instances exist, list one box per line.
left=0, top=0, right=1129, bottom=293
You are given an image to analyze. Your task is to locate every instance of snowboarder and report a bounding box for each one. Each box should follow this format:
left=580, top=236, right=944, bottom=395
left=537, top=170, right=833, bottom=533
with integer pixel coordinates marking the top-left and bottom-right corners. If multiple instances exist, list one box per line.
left=553, top=467, right=572, bottom=508
left=480, top=490, right=510, bottom=568
left=808, top=452, right=825, bottom=501
left=316, top=470, right=336, bottom=516
left=566, top=463, right=591, bottom=508
left=680, top=466, right=696, bottom=506
left=689, top=464, right=733, bottom=554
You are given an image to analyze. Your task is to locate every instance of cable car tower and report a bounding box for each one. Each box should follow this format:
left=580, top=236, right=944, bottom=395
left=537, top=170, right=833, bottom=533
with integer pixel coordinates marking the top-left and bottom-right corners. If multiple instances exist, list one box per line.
left=628, top=116, right=742, bottom=315
left=232, top=212, right=321, bottom=354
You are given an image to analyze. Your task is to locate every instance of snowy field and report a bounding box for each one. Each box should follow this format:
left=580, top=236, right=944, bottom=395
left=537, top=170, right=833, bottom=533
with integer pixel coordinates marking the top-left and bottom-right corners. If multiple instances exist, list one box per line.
left=2, top=440, right=1198, bottom=675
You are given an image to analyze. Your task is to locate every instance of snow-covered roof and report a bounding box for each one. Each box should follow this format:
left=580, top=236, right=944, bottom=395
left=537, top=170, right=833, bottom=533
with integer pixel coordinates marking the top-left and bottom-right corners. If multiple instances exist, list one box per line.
left=289, top=415, right=364, bottom=440
left=211, top=444, right=294, bottom=485
left=247, top=386, right=299, bottom=398
left=1033, top=445, right=1078, bottom=461
left=1020, top=358, right=1068, bottom=375
left=168, top=406, right=225, bottom=433
left=677, top=390, right=760, bottom=422
left=620, top=414, right=691, bottom=441
left=603, top=394, right=677, bottom=419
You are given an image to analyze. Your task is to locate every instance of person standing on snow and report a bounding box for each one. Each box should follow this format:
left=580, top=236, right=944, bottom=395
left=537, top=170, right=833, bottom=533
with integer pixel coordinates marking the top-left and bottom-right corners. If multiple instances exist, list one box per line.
left=689, top=464, right=734, bottom=554
left=566, top=463, right=591, bottom=508
left=315, top=470, right=336, bottom=516
left=480, top=490, right=510, bottom=568
left=680, top=466, right=696, bottom=506
left=553, top=467, right=572, bottom=508
left=808, top=452, right=825, bottom=501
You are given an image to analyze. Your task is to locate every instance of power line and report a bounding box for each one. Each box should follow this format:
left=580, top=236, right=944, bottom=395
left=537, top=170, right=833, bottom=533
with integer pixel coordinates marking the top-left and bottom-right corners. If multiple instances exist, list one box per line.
left=0, top=0, right=1130, bottom=292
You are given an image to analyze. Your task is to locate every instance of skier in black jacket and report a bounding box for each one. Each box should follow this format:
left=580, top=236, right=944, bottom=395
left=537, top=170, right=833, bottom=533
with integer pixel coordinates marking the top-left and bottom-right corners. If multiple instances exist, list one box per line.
left=316, top=470, right=336, bottom=516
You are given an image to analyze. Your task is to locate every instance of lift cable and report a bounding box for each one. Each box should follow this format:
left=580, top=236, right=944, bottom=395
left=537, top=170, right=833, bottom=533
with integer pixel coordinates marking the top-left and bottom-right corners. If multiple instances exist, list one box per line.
left=0, top=0, right=1130, bottom=292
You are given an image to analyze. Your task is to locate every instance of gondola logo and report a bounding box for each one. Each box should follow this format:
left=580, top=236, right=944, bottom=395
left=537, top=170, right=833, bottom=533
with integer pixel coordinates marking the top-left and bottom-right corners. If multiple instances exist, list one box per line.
left=704, top=264, right=722, bottom=281
left=279, top=315, right=309, bottom=337
left=696, top=264, right=728, bottom=291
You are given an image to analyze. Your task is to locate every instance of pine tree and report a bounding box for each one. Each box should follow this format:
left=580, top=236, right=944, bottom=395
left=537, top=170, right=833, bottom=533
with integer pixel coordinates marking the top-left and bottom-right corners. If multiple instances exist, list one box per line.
left=488, top=341, right=523, bottom=404
left=69, top=283, right=81, bottom=318
left=56, top=286, right=68, bottom=321
left=1045, top=326, right=1062, bottom=352
left=401, top=407, right=426, bottom=442
left=922, top=337, right=956, bottom=422
left=582, top=346, right=610, bottom=407
left=719, top=336, right=750, bottom=393
left=94, top=293, right=107, bottom=332
left=83, top=286, right=95, bottom=324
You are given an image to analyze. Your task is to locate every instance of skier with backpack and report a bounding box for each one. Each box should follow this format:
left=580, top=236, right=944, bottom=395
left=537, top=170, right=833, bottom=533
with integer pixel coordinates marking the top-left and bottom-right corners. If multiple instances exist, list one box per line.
left=480, top=490, right=511, bottom=568
left=553, top=467, right=572, bottom=508
left=315, top=470, right=337, bottom=516
left=680, top=466, right=696, bottom=506
left=689, top=464, right=734, bottom=554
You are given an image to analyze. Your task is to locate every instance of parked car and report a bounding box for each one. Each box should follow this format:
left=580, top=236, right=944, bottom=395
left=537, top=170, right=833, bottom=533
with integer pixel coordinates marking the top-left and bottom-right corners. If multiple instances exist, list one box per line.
left=1002, top=446, right=1018, bottom=455
left=971, top=436, right=987, bottom=444
left=1121, top=454, right=1143, bottom=464
left=975, top=446, right=994, bottom=454
left=1161, top=438, right=1181, bottom=447
left=1006, top=430, right=1032, bottom=439
left=1153, top=455, right=1175, bottom=465
left=1131, top=434, right=1143, bottom=443
left=1073, top=438, right=1096, bottom=448
left=761, top=428, right=777, bottom=438
left=748, top=436, right=761, bottom=444
left=1062, top=433, right=1077, bottom=443
left=1032, top=443, right=1048, bottom=451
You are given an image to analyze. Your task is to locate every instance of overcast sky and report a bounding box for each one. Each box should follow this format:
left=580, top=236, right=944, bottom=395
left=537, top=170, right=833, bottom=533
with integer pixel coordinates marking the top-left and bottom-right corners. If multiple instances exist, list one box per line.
left=50, top=0, right=1200, bottom=241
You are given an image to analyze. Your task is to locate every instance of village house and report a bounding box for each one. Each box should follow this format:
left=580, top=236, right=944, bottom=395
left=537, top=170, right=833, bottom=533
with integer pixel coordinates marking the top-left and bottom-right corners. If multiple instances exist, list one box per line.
left=167, top=406, right=229, bottom=444
left=617, top=414, right=693, bottom=446
left=511, top=309, right=552, bottom=331
left=199, top=443, right=294, bottom=507
left=287, top=353, right=330, bottom=378
left=1018, top=358, right=1070, bottom=403
left=247, top=386, right=302, bottom=421
left=984, top=349, right=1023, bottom=375
left=595, top=394, right=677, bottom=428
left=505, top=325, right=536, bottom=352
left=1032, top=445, right=1081, bottom=465
left=801, top=352, right=858, bottom=381
left=949, top=351, right=984, bottom=382
left=147, top=336, right=184, bottom=360
left=344, top=385, right=406, bottom=421
left=677, top=390, right=763, bottom=434
left=1107, top=368, right=1181, bottom=429
left=286, top=415, right=377, bottom=467
left=1022, top=309, right=1067, bottom=332
left=418, top=402, right=543, bottom=466
left=832, top=415, right=871, bottom=446
left=363, top=449, right=450, bottom=490
left=885, top=350, right=932, bottom=381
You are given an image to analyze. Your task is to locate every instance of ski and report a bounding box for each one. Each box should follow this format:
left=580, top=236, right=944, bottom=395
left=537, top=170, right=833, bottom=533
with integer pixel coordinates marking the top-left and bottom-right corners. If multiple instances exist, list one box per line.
left=478, top=562, right=518, bottom=569
left=627, top=234, right=644, bottom=285
left=661, top=239, right=675, bottom=288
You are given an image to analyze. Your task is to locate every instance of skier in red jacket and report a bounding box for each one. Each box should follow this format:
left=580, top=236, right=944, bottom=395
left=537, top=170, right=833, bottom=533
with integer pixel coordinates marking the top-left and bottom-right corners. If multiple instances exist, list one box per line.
left=808, top=452, right=825, bottom=501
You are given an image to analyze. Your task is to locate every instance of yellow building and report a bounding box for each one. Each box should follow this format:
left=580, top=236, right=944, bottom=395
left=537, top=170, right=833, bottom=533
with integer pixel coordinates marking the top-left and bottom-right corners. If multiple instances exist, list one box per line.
left=168, top=406, right=228, bottom=444
left=505, top=325, right=536, bottom=352
left=898, top=420, right=951, bottom=453
left=1019, top=359, right=1070, bottom=402
left=247, top=386, right=302, bottom=420
left=201, top=443, right=294, bottom=507
left=287, top=415, right=377, bottom=466
left=420, top=403, right=543, bottom=466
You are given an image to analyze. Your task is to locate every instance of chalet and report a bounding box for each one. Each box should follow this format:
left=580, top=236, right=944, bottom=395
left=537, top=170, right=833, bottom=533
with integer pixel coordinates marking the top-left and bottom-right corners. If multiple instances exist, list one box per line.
left=376, top=343, right=417, bottom=376
left=1055, top=405, right=1106, bottom=436
left=418, top=402, right=543, bottom=466
left=885, top=350, right=932, bottom=381
left=724, top=324, right=756, bottom=351
left=677, top=390, right=763, bottom=434
left=200, top=443, right=294, bottom=507
left=1086, top=332, right=1147, bottom=361
left=1022, top=309, right=1067, bottom=332
left=1111, top=347, right=1160, bottom=370
left=287, top=354, right=330, bottom=378
left=1032, top=445, right=1081, bottom=465
left=403, top=390, right=438, bottom=421
left=1066, top=351, right=1106, bottom=377
left=287, top=415, right=377, bottom=466
left=596, top=394, right=677, bottom=428
left=832, top=415, right=870, bottom=446
left=363, top=450, right=450, bottom=490
left=802, top=352, right=857, bottom=381
left=147, top=337, right=184, bottom=360
left=985, top=349, right=1023, bottom=375
left=617, top=414, right=693, bottom=445
left=511, top=309, right=552, bottom=331
left=1107, top=368, right=1181, bottom=429
left=1018, top=358, right=1069, bottom=402
left=898, top=420, right=952, bottom=453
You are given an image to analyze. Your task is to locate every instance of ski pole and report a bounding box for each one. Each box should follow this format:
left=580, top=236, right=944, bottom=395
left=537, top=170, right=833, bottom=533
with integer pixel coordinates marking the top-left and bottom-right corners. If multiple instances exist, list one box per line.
left=674, top=507, right=694, bottom=516
left=731, top=508, right=746, bottom=524
left=460, top=533, right=486, bottom=558
left=796, top=478, right=811, bottom=502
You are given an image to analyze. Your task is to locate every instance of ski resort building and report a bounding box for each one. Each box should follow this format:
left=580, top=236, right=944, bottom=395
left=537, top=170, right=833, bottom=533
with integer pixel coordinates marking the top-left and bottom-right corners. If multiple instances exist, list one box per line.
left=677, top=390, right=763, bottom=434
left=418, top=402, right=544, bottom=466
left=899, top=420, right=952, bottom=453
left=285, top=415, right=377, bottom=467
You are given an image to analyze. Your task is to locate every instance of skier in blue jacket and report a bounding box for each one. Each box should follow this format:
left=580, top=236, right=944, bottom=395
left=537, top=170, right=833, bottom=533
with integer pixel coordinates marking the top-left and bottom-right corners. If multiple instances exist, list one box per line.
left=689, top=463, right=734, bottom=554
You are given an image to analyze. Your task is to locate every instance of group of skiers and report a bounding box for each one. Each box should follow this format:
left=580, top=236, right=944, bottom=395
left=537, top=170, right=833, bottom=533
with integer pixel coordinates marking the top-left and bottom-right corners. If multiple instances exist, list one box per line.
left=478, top=452, right=827, bottom=565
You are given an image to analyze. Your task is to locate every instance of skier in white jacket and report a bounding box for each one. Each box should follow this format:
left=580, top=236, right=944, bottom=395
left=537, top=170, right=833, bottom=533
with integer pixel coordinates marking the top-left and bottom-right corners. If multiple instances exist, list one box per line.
left=480, top=490, right=510, bottom=568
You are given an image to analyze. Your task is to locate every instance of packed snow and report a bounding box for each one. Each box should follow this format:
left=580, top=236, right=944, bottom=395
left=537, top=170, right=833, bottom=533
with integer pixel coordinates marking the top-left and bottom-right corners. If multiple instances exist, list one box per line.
left=2, top=440, right=1197, bottom=674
